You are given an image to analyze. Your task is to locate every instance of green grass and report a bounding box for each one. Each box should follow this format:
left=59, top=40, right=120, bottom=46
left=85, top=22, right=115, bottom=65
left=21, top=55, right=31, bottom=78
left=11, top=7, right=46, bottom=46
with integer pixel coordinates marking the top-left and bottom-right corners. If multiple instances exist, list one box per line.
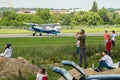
left=0, top=27, right=120, bottom=34
left=0, top=29, right=31, bottom=34
left=62, top=27, right=120, bottom=33
left=0, top=36, right=120, bottom=80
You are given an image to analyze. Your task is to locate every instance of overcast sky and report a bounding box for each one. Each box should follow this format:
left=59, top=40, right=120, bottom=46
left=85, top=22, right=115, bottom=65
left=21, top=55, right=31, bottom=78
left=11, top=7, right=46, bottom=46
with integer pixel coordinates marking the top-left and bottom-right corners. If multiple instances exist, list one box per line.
left=0, top=0, right=120, bottom=9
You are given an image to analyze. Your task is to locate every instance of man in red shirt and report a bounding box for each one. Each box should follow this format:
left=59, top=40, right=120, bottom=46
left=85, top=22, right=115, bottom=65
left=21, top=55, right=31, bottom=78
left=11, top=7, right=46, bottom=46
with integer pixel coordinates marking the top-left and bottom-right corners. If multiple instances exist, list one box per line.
left=104, top=30, right=110, bottom=44
left=106, top=38, right=112, bottom=56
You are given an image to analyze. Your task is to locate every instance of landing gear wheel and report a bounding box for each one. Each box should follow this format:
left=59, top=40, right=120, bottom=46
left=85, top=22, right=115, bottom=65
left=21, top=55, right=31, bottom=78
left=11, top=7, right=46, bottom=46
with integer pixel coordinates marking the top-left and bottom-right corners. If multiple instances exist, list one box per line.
left=55, top=34, right=57, bottom=36
left=39, top=33, right=42, bottom=36
left=33, top=33, right=36, bottom=36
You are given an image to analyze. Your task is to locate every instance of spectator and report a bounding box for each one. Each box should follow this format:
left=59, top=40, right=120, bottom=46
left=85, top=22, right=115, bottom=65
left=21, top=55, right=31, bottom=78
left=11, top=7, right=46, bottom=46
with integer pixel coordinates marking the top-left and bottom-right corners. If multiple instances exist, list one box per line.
left=106, top=38, right=112, bottom=56
left=7, top=43, right=12, bottom=53
left=75, top=32, right=80, bottom=39
left=111, top=30, right=116, bottom=48
left=0, top=44, right=12, bottom=60
left=94, top=50, right=114, bottom=72
left=76, top=39, right=80, bottom=54
left=36, top=68, right=48, bottom=80
left=104, top=30, right=110, bottom=44
left=76, top=29, right=87, bottom=69
left=76, top=32, right=81, bottom=54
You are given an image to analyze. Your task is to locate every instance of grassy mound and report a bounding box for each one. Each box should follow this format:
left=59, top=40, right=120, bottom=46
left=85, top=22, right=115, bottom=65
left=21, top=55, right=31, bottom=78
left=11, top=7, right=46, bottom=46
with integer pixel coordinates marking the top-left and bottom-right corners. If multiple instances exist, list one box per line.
left=0, top=57, right=39, bottom=80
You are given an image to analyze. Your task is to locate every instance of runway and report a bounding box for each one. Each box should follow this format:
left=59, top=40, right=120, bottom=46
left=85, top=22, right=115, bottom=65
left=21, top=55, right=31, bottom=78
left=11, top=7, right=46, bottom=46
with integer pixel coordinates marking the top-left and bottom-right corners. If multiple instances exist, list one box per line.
left=0, top=32, right=120, bottom=38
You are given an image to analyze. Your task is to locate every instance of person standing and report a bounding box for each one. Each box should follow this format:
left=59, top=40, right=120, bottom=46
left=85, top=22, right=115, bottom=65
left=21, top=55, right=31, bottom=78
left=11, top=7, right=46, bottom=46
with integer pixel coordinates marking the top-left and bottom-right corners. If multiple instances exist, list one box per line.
left=111, top=30, right=116, bottom=48
left=76, top=29, right=87, bottom=69
left=106, top=38, right=112, bottom=56
left=76, top=39, right=80, bottom=54
left=76, top=32, right=82, bottom=54
left=75, top=32, right=79, bottom=39
left=104, top=30, right=110, bottom=44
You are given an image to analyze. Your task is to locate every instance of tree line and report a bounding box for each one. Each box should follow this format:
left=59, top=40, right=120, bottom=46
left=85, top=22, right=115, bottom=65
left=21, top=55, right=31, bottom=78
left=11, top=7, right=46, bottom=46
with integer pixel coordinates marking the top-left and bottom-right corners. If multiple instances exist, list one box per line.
left=0, top=1, right=120, bottom=28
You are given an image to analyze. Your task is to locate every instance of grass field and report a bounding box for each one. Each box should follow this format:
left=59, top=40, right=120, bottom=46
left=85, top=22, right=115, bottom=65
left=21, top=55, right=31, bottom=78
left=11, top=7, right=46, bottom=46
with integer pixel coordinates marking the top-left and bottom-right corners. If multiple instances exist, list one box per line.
left=0, top=29, right=31, bottom=34
left=0, top=36, right=120, bottom=80
left=62, top=27, right=120, bottom=33
left=0, top=27, right=120, bottom=34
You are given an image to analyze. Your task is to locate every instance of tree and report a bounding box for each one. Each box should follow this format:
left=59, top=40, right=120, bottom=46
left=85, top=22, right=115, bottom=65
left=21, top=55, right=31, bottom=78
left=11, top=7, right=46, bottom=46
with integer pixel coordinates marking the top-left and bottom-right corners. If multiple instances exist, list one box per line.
left=50, top=14, right=60, bottom=23
left=42, top=8, right=51, bottom=23
left=2, top=11, right=17, bottom=21
left=90, top=1, right=98, bottom=12
left=114, top=14, right=120, bottom=24
left=107, top=11, right=116, bottom=24
left=60, top=14, right=71, bottom=25
left=36, top=8, right=51, bottom=23
left=98, top=7, right=109, bottom=24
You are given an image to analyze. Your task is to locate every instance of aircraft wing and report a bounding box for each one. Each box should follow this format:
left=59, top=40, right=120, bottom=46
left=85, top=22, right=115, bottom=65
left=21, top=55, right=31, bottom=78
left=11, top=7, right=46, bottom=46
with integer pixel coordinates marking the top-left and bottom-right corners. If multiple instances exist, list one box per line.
left=23, top=22, right=40, bottom=26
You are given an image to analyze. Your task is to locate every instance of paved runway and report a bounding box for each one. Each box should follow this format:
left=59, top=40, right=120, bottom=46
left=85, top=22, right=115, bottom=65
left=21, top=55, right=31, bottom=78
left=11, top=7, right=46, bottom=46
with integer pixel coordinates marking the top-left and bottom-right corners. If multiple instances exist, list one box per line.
left=0, top=32, right=120, bottom=37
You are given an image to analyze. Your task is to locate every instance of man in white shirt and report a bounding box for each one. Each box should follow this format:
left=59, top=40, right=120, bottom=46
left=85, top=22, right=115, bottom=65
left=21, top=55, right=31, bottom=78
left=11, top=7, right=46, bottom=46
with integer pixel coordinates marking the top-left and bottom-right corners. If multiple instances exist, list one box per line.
left=94, top=50, right=114, bottom=72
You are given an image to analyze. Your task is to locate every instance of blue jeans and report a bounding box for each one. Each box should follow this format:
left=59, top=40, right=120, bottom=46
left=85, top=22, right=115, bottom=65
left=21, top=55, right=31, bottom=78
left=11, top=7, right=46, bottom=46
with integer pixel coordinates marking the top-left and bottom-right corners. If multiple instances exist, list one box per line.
left=76, top=47, right=80, bottom=54
left=98, top=60, right=113, bottom=70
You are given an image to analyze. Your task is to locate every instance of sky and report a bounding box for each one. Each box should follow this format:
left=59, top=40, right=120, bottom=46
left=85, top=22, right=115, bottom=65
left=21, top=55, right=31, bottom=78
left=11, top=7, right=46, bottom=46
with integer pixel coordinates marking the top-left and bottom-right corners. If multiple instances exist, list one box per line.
left=0, top=0, right=120, bottom=9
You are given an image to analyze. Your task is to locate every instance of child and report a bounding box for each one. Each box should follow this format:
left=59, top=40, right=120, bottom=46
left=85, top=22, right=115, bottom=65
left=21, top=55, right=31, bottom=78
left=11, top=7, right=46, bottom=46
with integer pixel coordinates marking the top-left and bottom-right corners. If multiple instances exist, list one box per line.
left=36, top=68, right=48, bottom=80
left=76, top=39, right=80, bottom=54
left=76, top=32, right=81, bottom=54
left=106, top=38, right=112, bottom=56
left=75, top=32, right=79, bottom=39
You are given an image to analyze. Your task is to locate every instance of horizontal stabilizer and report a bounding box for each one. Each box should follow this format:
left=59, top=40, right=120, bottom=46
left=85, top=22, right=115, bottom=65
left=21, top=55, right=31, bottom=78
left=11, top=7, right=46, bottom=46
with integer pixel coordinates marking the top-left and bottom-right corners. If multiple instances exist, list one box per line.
left=23, top=22, right=39, bottom=26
